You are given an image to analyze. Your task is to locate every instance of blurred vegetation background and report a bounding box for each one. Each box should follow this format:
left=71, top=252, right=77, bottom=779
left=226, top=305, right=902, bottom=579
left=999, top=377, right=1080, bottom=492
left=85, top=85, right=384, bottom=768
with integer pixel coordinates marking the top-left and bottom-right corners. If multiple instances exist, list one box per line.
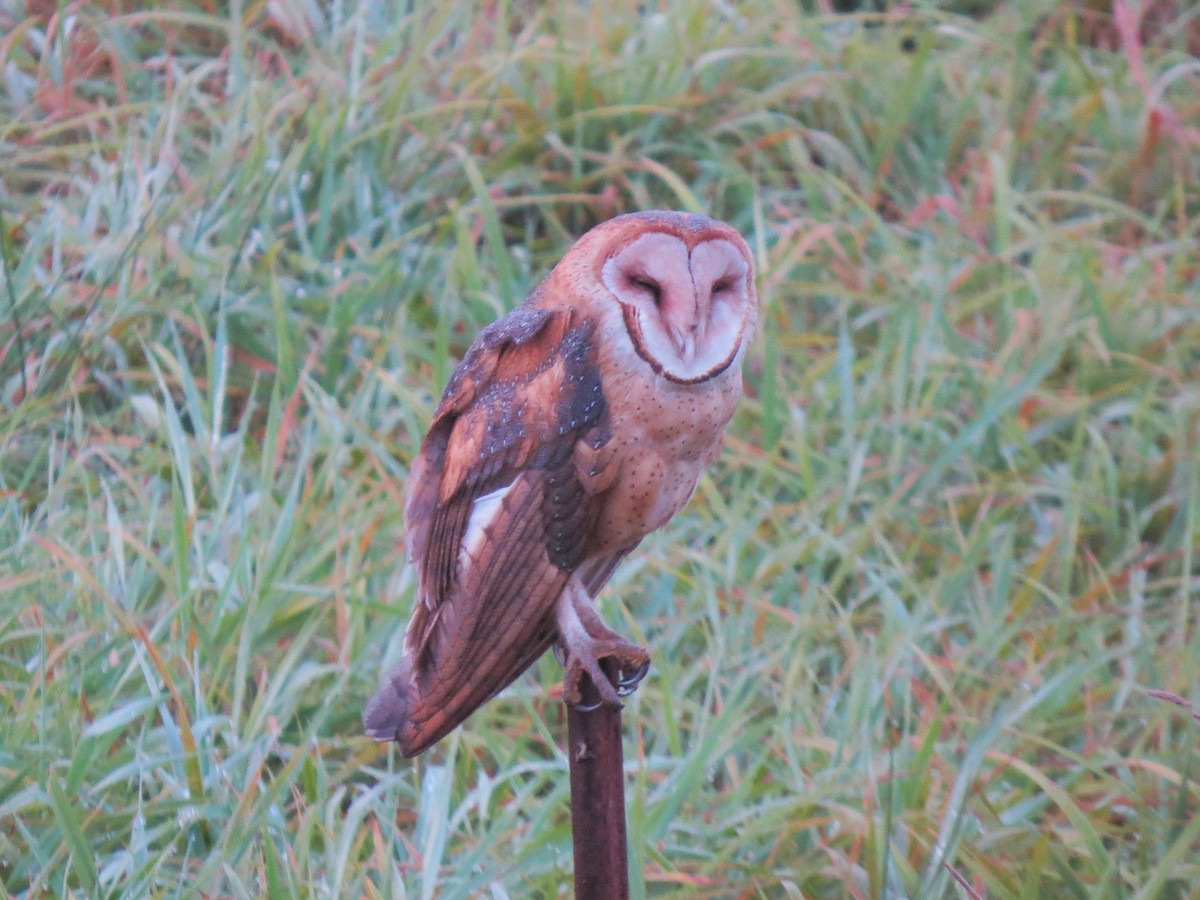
left=1, top=0, right=1198, bottom=896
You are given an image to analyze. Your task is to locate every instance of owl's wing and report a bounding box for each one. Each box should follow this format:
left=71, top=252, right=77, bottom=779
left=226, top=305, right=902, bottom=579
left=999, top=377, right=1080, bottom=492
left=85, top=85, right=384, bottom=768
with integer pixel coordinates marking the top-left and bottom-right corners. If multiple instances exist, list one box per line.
left=365, top=303, right=621, bottom=756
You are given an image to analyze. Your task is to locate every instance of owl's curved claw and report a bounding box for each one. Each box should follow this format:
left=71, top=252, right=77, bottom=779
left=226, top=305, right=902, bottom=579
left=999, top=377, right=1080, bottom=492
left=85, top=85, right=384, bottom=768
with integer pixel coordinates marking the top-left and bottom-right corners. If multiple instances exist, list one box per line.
left=572, top=693, right=607, bottom=713
left=615, top=658, right=650, bottom=696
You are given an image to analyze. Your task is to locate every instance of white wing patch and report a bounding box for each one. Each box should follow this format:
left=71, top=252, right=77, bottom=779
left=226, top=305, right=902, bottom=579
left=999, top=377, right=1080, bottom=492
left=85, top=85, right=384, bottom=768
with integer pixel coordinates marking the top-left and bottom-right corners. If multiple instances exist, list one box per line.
left=457, top=483, right=513, bottom=580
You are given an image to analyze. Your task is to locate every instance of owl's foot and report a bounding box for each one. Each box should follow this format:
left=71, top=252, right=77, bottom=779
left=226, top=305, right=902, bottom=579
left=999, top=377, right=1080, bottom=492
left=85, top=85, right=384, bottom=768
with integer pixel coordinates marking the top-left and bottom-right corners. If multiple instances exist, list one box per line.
left=555, top=580, right=650, bottom=710
left=562, top=641, right=650, bottom=710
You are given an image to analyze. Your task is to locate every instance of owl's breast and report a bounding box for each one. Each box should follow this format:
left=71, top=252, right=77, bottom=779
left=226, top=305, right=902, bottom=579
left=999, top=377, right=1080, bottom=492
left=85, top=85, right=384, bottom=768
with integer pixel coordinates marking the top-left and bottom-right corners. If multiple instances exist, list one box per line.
left=585, top=359, right=743, bottom=556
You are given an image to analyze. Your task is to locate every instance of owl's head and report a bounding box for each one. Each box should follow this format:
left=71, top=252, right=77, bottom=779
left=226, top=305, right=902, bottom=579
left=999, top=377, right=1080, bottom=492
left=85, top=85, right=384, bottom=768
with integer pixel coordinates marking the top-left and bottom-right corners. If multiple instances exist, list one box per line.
left=561, top=211, right=758, bottom=385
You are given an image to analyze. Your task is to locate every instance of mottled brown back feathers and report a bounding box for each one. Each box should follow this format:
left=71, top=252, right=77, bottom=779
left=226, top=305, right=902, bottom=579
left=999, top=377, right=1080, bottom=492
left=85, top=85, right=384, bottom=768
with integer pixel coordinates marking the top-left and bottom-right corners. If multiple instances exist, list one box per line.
left=366, top=306, right=615, bottom=756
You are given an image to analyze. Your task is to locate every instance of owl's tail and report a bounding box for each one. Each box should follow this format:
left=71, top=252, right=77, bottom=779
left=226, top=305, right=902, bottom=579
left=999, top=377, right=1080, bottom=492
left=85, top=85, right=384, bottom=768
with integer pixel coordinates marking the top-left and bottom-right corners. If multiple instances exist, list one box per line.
left=364, top=634, right=554, bottom=757
left=366, top=658, right=472, bottom=758
left=363, top=659, right=423, bottom=754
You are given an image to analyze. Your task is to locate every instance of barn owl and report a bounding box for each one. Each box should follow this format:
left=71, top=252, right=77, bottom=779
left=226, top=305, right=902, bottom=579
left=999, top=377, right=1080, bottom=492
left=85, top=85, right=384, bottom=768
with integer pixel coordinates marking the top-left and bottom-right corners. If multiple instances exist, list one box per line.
left=365, top=210, right=758, bottom=756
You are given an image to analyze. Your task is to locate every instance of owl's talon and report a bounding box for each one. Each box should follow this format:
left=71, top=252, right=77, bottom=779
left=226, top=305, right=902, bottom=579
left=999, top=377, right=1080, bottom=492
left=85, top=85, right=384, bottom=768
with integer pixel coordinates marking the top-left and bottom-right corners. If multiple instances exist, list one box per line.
left=615, top=659, right=650, bottom=695
left=562, top=653, right=623, bottom=708
left=561, top=641, right=650, bottom=708
left=573, top=694, right=608, bottom=713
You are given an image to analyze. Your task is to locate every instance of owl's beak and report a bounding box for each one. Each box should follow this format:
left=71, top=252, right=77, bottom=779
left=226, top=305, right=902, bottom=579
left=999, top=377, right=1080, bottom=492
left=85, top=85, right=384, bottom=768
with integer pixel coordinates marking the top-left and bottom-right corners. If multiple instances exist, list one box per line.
left=668, top=325, right=695, bottom=362
left=665, top=283, right=706, bottom=362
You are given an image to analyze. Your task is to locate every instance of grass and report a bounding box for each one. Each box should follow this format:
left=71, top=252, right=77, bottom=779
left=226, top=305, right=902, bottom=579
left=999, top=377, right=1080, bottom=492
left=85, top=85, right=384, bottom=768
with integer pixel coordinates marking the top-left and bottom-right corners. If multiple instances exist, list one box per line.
left=2, top=0, right=1199, bottom=895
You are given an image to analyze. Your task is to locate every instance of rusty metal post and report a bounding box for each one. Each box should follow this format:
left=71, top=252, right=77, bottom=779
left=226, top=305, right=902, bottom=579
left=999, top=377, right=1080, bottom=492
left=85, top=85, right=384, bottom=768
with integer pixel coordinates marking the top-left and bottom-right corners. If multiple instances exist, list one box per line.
left=567, top=664, right=631, bottom=900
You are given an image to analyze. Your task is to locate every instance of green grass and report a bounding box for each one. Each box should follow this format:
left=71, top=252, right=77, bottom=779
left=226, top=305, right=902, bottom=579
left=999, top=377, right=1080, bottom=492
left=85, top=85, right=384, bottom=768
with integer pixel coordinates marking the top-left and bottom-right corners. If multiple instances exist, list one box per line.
left=2, top=0, right=1199, bottom=895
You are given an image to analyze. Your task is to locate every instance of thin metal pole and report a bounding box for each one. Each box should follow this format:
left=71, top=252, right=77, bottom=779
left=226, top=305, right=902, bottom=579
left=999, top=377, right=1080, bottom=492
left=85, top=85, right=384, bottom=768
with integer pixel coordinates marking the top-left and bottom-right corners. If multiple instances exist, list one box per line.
left=567, top=664, right=631, bottom=900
